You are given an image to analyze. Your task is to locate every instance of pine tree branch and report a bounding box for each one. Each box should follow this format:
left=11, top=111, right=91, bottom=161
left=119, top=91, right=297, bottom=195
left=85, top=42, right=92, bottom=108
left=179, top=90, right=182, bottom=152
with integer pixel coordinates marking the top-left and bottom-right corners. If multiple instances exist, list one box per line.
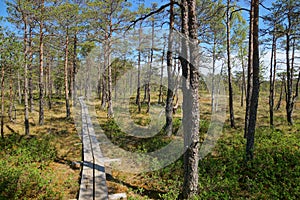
left=230, top=8, right=250, bottom=21
left=127, top=2, right=180, bottom=30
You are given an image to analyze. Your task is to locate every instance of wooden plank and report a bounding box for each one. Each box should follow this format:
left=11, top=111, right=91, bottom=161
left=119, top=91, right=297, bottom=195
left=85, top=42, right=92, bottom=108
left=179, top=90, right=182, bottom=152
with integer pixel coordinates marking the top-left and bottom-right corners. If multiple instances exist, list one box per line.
left=78, top=163, right=94, bottom=199
left=86, top=113, right=108, bottom=199
left=79, top=118, right=94, bottom=199
left=94, top=157, right=108, bottom=200
left=78, top=98, right=109, bottom=200
left=79, top=98, right=94, bottom=200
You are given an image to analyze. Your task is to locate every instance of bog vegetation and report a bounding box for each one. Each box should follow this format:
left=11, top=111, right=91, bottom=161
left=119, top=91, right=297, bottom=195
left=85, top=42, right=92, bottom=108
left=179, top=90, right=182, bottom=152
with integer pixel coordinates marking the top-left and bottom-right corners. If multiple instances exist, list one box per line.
left=0, top=0, right=299, bottom=199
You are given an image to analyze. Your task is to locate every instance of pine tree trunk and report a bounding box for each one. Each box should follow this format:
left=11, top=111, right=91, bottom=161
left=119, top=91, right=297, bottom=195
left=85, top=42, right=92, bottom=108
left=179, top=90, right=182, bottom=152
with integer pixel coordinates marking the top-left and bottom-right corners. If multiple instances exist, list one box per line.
left=275, top=76, right=284, bottom=111
left=48, top=57, right=52, bottom=110
left=246, top=0, right=260, bottom=161
left=226, top=0, right=235, bottom=128
left=64, top=28, right=71, bottom=118
left=269, top=33, right=276, bottom=127
left=136, top=24, right=142, bottom=113
left=8, top=64, right=14, bottom=122
left=1, top=60, right=5, bottom=139
left=211, top=33, right=216, bottom=112
left=165, top=0, right=174, bottom=136
left=101, top=71, right=107, bottom=110
left=17, top=71, right=22, bottom=104
left=107, top=39, right=114, bottom=118
left=285, top=33, right=293, bottom=125
left=181, top=0, right=200, bottom=198
left=158, top=44, right=165, bottom=104
left=241, top=51, right=246, bottom=107
left=244, top=2, right=254, bottom=139
left=39, top=6, right=44, bottom=125
left=147, top=17, right=155, bottom=114
left=114, top=61, right=117, bottom=100
left=28, top=25, right=33, bottom=113
left=23, top=14, right=30, bottom=136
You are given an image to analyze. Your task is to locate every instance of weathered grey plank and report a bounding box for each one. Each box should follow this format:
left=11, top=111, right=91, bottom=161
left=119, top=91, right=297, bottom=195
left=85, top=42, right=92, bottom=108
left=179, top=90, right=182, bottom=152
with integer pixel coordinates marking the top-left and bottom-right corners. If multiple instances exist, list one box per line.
left=78, top=98, right=109, bottom=200
left=94, top=158, right=108, bottom=200
left=78, top=163, right=94, bottom=199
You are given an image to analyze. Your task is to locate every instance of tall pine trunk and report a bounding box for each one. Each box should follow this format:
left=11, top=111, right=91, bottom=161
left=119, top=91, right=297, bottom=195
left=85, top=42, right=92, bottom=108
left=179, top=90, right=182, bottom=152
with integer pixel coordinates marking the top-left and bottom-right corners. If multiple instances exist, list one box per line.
left=17, top=71, right=22, bottom=104
left=107, top=39, right=113, bottom=118
left=276, top=75, right=284, bottom=111
left=246, top=0, right=260, bottom=161
left=211, top=32, right=216, bottom=112
left=104, top=23, right=113, bottom=118
left=28, top=25, right=33, bottom=113
left=165, top=0, right=174, bottom=136
left=241, top=50, right=246, bottom=107
left=64, top=28, right=71, bottom=118
left=136, top=23, right=142, bottom=113
left=147, top=15, right=155, bottom=114
left=1, top=59, right=5, bottom=139
left=39, top=2, right=44, bottom=125
left=8, top=62, right=14, bottom=122
left=72, top=34, right=78, bottom=103
left=158, top=44, right=165, bottom=104
left=181, top=0, right=200, bottom=198
left=269, top=33, right=277, bottom=127
left=226, top=0, right=235, bottom=128
left=285, top=33, right=293, bottom=125
left=244, top=2, right=254, bottom=139
left=23, top=14, right=30, bottom=136
left=101, top=71, right=107, bottom=110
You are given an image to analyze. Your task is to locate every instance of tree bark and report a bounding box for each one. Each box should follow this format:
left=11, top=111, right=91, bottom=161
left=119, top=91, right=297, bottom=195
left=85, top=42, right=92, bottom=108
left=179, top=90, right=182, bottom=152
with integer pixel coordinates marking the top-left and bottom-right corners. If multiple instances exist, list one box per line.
left=39, top=1, right=45, bottom=125
left=244, top=2, right=254, bottom=139
left=17, top=71, right=22, bottom=104
left=285, top=32, right=293, bottom=125
left=28, top=25, right=33, bottom=113
left=8, top=60, right=14, bottom=122
left=241, top=51, right=246, bottom=107
left=275, top=75, right=284, bottom=111
left=211, top=32, right=216, bottom=112
left=181, top=0, right=200, bottom=198
left=165, top=0, right=174, bottom=136
left=269, top=32, right=277, bottom=127
left=226, top=0, right=235, bottom=128
left=64, top=28, right=71, bottom=118
left=147, top=15, right=155, bottom=114
left=101, top=70, right=107, bottom=110
left=246, top=0, right=259, bottom=161
left=158, top=44, right=165, bottom=104
left=23, top=14, right=30, bottom=136
left=1, top=58, right=5, bottom=139
left=136, top=23, right=142, bottom=113
left=107, top=40, right=113, bottom=118
left=47, top=57, right=52, bottom=110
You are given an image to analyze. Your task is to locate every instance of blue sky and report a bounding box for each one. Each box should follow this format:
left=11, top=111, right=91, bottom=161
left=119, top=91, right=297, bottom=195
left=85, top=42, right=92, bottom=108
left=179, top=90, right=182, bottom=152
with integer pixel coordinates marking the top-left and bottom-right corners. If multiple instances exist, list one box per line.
left=0, top=0, right=7, bottom=17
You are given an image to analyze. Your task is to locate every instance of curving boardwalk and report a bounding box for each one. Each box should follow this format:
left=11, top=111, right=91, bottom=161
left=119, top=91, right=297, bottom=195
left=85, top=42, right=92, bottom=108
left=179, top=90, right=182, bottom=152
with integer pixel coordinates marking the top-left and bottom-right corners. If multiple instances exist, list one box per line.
left=78, top=97, right=108, bottom=200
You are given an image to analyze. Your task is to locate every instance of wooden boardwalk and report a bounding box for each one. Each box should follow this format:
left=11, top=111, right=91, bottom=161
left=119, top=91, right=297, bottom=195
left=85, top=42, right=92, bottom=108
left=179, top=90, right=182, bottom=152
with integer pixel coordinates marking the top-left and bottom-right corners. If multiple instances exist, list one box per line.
left=78, top=97, right=108, bottom=200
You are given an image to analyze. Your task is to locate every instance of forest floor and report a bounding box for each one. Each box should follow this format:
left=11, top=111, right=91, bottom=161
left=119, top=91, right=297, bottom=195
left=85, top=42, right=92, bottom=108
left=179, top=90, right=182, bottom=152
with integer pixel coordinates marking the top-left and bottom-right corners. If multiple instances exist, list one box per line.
left=0, top=97, right=81, bottom=199
left=0, top=91, right=299, bottom=199
left=94, top=91, right=300, bottom=199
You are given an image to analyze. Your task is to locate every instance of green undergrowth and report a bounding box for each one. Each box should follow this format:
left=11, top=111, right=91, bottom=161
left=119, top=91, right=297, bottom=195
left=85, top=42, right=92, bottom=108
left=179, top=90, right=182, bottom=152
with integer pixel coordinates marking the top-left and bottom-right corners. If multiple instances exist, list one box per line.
left=0, top=134, right=59, bottom=199
left=100, top=118, right=184, bottom=153
left=110, top=123, right=300, bottom=199
left=196, top=126, right=300, bottom=199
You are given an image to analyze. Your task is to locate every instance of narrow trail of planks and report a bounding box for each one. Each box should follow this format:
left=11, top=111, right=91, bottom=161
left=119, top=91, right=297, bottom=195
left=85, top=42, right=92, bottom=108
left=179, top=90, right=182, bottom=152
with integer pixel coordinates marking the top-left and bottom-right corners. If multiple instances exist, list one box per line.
left=78, top=97, right=108, bottom=200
